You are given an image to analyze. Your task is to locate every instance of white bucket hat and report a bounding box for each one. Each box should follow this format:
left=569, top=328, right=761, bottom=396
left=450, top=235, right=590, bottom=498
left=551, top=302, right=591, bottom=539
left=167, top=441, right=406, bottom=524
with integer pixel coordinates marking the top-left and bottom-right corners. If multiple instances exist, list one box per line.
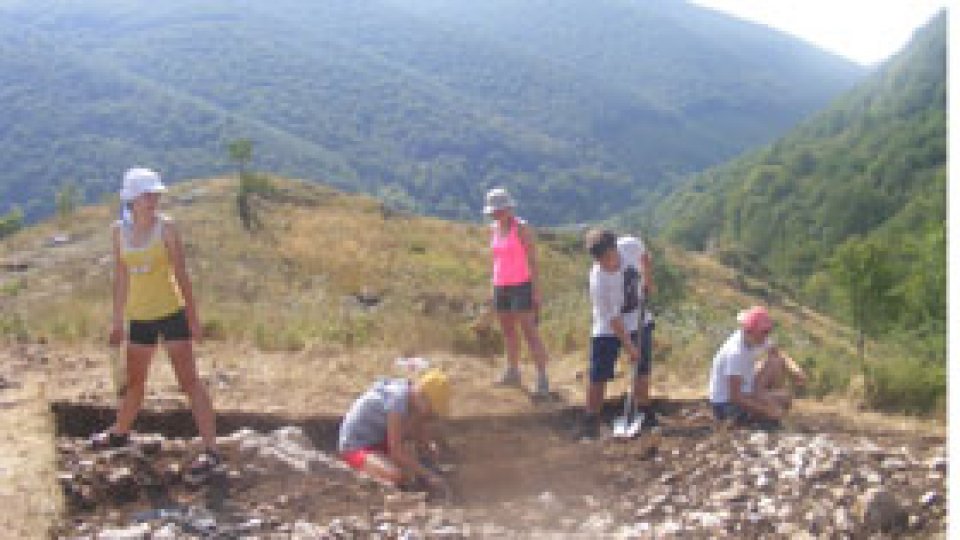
left=121, top=168, right=166, bottom=202
left=483, top=187, right=516, bottom=215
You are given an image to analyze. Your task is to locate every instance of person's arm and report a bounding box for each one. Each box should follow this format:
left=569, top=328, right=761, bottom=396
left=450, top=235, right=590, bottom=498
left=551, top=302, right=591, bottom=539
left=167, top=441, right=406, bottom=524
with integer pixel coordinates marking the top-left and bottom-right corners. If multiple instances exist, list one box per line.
left=771, top=346, right=807, bottom=387
left=518, top=223, right=541, bottom=307
left=413, top=417, right=445, bottom=461
left=611, top=316, right=640, bottom=362
left=386, top=412, right=444, bottom=485
left=110, top=225, right=128, bottom=345
left=162, top=220, right=201, bottom=342
left=592, top=276, right=640, bottom=361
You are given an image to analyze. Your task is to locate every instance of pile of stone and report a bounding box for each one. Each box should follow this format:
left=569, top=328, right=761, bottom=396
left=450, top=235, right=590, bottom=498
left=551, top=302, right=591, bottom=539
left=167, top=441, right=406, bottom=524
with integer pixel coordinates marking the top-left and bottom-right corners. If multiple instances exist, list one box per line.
left=54, top=420, right=947, bottom=538
left=583, top=429, right=947, bottom=537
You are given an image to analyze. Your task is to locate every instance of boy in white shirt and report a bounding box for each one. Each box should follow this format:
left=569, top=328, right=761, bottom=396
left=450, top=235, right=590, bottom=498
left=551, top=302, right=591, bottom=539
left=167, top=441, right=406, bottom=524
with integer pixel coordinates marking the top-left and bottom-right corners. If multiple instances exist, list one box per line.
left=708, top=305, right=807, bottom=423
left=579, top=229, right=656, bottom=439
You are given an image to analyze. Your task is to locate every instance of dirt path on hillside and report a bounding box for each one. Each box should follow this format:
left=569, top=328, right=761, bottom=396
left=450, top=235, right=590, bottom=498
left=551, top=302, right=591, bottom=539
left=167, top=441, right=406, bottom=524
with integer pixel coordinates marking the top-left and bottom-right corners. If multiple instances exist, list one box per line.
left=0, top=350, right=60, bottom=539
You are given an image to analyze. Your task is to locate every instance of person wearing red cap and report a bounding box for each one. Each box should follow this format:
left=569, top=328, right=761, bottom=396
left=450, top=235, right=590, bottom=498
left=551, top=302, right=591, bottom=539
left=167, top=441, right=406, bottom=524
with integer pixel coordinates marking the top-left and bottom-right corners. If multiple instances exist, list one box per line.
left=708, top=306, right=806, bottom=423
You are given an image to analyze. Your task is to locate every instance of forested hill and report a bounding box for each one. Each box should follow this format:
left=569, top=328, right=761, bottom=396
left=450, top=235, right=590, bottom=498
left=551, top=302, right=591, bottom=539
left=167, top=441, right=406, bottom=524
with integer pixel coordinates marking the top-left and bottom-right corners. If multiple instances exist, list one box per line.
left=0, top=0, right=863, bottom=223
left=643, top=12, right=946, bottom=352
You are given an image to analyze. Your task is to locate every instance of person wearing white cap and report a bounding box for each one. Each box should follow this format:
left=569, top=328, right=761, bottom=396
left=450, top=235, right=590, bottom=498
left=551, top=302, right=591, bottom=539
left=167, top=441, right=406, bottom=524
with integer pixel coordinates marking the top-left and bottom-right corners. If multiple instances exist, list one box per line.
left=484, top=187, right=551, bottom=397
left=91, top=167, right=220, bottom=479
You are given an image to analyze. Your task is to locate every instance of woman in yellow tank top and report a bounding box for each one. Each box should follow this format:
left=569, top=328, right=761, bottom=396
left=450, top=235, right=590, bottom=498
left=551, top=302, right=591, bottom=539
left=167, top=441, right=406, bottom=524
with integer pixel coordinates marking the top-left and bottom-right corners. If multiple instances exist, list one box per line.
left=91, top=168, right=219, bottom=478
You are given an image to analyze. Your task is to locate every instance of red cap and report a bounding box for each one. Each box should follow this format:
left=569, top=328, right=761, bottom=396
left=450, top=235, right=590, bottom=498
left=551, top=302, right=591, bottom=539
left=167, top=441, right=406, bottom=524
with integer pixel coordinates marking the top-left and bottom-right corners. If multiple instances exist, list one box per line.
left=737, top=305, right=773, bottom=333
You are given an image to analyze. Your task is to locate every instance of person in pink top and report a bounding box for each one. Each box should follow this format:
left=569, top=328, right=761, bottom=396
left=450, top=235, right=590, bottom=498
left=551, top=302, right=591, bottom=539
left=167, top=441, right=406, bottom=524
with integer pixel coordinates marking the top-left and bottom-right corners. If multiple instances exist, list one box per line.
left=484, top=188, right=551, bottom=396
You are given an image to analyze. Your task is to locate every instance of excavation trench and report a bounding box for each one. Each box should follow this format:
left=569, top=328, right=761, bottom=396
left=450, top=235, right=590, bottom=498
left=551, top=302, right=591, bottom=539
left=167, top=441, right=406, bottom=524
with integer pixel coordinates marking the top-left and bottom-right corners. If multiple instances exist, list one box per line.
left=50, top=398, right=705, bottom=509
left=48, top=399, right=950, bottom=537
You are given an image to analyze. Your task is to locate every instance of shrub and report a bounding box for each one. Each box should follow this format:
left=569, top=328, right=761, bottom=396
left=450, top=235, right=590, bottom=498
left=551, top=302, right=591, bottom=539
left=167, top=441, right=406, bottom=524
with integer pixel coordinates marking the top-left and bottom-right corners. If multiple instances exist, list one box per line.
left=864, top=355, right=946, bottom=416
left=799, top=353, right=853, bottom=399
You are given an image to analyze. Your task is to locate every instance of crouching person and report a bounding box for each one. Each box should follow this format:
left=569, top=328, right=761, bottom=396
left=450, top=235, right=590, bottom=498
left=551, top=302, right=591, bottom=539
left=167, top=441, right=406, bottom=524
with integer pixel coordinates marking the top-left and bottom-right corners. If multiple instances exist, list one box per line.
left=338, top=369, right=451, bottom=493
left=708, top=306, right=806, bottom=424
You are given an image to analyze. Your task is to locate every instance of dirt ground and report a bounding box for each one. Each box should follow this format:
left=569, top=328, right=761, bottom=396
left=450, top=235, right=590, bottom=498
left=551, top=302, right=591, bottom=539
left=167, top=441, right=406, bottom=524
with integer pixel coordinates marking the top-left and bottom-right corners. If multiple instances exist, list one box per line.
left=0, top=340, right=948, bottom=538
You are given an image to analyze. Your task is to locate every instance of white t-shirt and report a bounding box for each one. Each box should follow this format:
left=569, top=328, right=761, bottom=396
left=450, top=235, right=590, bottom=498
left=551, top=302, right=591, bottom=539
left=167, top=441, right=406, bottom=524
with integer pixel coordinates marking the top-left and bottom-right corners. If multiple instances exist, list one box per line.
left=708, top=329, right=771, bottom=403
left=589, top=236, right=647, bottom=336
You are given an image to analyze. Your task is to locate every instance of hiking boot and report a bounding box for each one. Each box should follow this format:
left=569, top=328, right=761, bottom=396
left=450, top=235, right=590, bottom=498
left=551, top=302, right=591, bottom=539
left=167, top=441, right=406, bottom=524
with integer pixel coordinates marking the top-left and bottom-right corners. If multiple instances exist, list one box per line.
left=89, top=430, right=130, bottom=451
left=641, top=408, right=659, bottom=429
left=184, top=450, right=222, bottom=485
left=494, top=366, right=521, bottom=387
left=576, top=416, right=599, bottom=441
left=533, top=371, right=550, bottom=397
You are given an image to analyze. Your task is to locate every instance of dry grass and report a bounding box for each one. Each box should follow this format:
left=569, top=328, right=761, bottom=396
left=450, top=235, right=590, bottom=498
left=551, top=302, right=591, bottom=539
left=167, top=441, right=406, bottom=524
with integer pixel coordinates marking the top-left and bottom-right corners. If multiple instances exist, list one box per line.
left=0, top=178, right=944, bottom=539
left=0, top=176, right=942, bottom=421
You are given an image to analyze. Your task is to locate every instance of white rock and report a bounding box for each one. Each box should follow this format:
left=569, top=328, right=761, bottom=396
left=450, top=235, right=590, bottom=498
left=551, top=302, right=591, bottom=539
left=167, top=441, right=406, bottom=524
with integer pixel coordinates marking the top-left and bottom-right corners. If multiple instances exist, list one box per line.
left=657, top=521, right=682, bottom=535
left=617, top=522, right=651, bottom=536
left=96, top=524, right=151, bottom=540
left=749, top=432, right=769, bottom=446
left=151, top=523, right=179, bottom=540
left=538, top=491, right=558, bottom=507
left=881, top=457, right=908, bottom=471
left=927, top=456, right=947, bottom=472
left=864, top=471, right=883, bottom=484
left=273, top=426, right=314, bottom=450
left=292, top=520, right=322, bottom=539
left=920, top=490, right=941, bottom=507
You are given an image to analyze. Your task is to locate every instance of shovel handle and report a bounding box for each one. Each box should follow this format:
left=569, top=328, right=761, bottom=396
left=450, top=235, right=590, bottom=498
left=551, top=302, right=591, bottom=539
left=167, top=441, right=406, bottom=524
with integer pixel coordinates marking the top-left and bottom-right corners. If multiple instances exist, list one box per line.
left=624, top=298, right=647, bottom=420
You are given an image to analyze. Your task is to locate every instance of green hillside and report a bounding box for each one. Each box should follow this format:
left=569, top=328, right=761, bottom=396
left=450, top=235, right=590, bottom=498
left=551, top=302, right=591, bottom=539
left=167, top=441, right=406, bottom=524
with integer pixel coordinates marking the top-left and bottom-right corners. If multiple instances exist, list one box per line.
left=641, top=12, right=946, bottom=363
left=0, top=0, right=862, bottom=223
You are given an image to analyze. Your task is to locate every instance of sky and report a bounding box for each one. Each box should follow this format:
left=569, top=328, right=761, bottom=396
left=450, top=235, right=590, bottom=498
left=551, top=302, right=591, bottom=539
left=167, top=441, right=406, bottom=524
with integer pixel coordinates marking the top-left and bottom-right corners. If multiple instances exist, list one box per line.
left=689, top=0, right=947, bottom=66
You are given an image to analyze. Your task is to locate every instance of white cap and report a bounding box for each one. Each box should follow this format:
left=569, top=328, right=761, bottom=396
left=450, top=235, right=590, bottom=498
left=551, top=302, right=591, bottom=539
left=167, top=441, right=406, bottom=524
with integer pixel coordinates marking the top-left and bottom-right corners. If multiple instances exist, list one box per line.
left=121, top=168, right=166, bottom=202
left=483, top=187, right=516, bottom=215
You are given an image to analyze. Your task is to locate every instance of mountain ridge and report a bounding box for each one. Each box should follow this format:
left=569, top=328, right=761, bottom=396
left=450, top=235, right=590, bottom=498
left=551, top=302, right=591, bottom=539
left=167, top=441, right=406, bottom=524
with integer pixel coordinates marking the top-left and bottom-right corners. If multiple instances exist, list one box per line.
left=0, top=0, right=863, bottom=222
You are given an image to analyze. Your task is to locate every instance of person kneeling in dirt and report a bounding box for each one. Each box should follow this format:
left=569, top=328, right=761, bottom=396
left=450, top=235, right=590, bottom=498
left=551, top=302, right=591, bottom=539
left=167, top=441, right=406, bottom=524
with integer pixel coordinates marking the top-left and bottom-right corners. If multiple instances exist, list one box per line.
left=708, top=306, right=807, bottom=424
left=339, top=369, right=451, bottom=494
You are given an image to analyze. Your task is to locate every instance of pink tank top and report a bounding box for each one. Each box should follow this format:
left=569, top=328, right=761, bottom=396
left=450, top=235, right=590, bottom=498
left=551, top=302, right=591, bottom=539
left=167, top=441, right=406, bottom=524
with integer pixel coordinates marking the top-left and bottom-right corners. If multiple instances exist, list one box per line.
left=491, top=218, right=531, bottom=286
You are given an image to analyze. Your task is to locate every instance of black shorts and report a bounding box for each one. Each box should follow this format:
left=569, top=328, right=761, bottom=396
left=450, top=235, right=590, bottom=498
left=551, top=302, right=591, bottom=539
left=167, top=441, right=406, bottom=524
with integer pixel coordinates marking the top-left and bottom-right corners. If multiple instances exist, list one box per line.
left=588, top=321, right=655, bottom=383
left=129, top=308, right=191, bottom=346
left=494, top=281, right=534, bottom=312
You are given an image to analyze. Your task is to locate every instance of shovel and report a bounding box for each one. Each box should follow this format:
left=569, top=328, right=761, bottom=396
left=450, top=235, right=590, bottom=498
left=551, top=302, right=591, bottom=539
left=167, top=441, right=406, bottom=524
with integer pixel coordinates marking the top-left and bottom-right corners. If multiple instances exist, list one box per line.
left=612, top=300, right=646, bottom=439
left=612, top=372, right=644, bottom=438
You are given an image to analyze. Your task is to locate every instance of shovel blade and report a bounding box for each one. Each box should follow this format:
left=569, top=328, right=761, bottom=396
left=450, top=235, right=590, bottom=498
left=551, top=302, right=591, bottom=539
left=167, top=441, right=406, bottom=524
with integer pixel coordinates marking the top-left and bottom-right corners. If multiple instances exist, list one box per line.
left=612, top=412, right=644, bottom=438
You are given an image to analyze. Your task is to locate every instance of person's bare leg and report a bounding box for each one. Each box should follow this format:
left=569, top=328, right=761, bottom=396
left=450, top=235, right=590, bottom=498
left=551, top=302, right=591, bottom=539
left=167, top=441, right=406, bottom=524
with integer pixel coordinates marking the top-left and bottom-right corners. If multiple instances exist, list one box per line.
left=587, top=381, right=606, bottom=416
left=518, top=312, right=549, bottom=371
left=755, top=353, right=787, bottom=392
left=633, top=374, right=651, bottom=409
left=518, top=312, right=550, bottom=393
left=112, top=344, right=155, bottom=435
left=762, top=388, right=792, bottom=409
left=166, top=340, right=217, bottom=450
left=360, top=453, right=404, bottom=486
left=496, top=312, right=521, bottom=383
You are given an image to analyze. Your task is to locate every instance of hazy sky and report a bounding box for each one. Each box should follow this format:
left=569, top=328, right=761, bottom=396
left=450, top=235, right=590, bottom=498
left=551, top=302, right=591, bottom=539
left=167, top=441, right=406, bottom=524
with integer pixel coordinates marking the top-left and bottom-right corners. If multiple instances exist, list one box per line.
left=689, top=0, right=947, bottom=65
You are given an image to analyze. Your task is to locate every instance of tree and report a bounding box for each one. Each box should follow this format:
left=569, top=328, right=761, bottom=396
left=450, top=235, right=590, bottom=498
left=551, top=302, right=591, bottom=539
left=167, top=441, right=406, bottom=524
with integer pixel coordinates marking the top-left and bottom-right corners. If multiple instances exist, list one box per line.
left=227, top=139, right=254, bottom=174
left=227, top=138, right=270, bottom=232
left=830, top=238, right=899, bottom=364
left=0, top=208, right=23, bottom=239
left=56, top=182, right=80, bottom=222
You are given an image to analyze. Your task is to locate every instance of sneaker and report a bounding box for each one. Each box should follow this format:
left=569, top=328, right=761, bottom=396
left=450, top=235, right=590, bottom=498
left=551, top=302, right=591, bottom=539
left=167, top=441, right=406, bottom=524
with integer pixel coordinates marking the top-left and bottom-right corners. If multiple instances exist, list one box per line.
left=89, top=430, right=130, bottom=450
left=576, top=416, right=599, bottom=441
left=494, top=366, right=521, bottom=387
